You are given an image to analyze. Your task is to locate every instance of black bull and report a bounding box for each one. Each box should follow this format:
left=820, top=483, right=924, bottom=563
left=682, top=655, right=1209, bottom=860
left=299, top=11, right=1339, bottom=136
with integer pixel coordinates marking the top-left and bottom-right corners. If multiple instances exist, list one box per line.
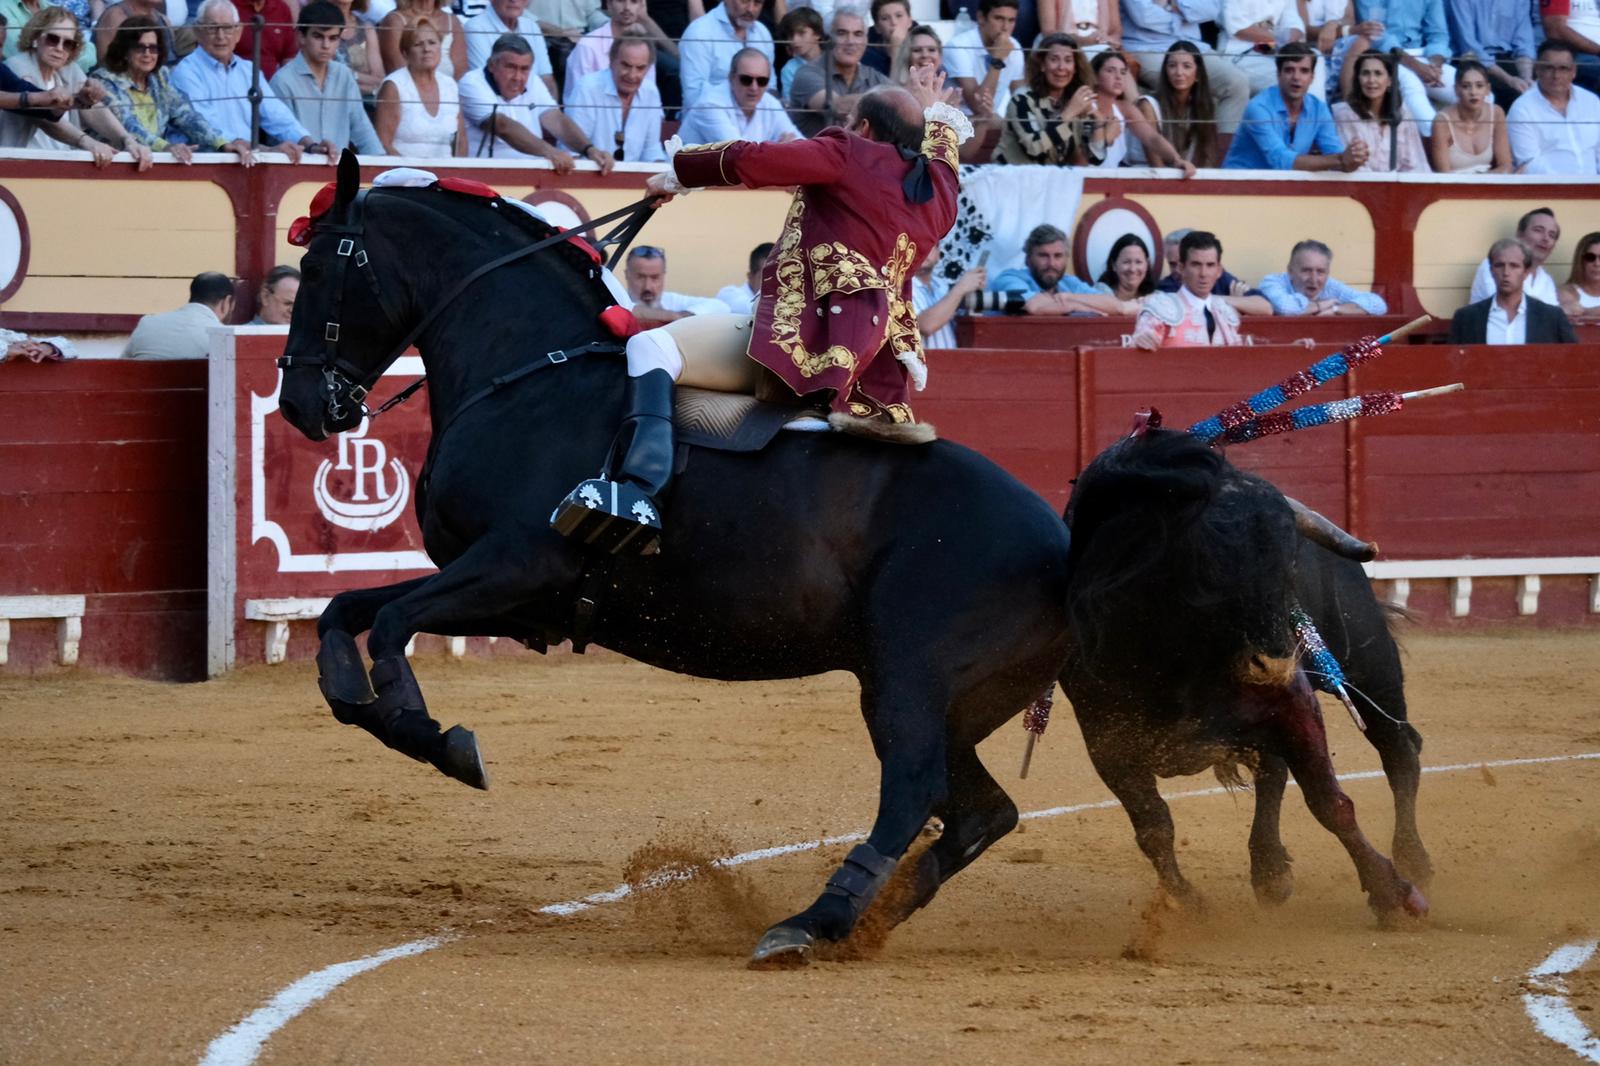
left=275, top=156, right=1424, bottom=963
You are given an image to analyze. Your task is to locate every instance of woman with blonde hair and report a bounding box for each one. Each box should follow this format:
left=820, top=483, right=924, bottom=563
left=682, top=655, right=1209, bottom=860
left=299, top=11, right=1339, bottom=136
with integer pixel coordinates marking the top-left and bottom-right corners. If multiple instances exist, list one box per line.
left=889, top=22, right=941, bottom=84
left=996, top=32, right=1094, bottom=164
left=376, top=16, right=463, bottom=157
left=378, top=0, right=464, bottom=77
left=1559, top=231, right=1600, bottom=326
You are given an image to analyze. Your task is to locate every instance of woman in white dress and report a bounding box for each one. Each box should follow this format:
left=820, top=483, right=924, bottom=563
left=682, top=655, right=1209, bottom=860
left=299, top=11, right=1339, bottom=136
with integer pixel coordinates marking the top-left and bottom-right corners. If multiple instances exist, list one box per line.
left=378, top=0, right=465, bottom=78
left=1128, top=40, right=1220, bottom=166
left=1035, top=0, right=1119, bottom=51
left=375, top=17, right=463, bottom=158
left=1083, top=49, right=1194, bottom=174
left=1560, top=231, right=1600, bottom=327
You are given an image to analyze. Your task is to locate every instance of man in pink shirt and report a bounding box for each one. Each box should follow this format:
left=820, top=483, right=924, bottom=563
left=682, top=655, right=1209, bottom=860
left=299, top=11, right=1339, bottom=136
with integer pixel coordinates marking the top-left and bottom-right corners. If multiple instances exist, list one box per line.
left=564, top=0, right=663, bottom=96
left=1131, top=231, right=1244, bottom=349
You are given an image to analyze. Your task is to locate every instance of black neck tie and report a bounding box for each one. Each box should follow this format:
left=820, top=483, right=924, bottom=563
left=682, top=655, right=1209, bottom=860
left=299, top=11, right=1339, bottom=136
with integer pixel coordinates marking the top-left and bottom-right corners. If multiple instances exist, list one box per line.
left=1204, top=305, right=1217, bottom=342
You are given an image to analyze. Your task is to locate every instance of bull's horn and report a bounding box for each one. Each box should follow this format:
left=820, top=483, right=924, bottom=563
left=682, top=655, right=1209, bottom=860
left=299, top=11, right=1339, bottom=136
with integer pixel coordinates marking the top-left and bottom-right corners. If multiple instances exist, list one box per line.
left=1286, top=497, right=1377, bottom=562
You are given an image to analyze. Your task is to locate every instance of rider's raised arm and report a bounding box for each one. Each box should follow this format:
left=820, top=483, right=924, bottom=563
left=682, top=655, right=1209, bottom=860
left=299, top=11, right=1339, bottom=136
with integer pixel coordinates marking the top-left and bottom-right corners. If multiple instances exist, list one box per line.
left=920, top=101, right=971, bottom=177
left=672, top=127, right=853, bottom=191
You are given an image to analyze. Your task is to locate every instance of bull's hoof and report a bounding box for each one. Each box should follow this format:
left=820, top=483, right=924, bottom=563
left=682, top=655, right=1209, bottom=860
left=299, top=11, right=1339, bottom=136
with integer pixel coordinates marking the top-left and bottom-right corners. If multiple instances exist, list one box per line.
left=434, top=725, right=489, bottom=790
left=748, top=925, right=815, bottom=970
left=1252, top=868, right=1295, bottom=907
left=1373, top=884, right=1429, bottom=929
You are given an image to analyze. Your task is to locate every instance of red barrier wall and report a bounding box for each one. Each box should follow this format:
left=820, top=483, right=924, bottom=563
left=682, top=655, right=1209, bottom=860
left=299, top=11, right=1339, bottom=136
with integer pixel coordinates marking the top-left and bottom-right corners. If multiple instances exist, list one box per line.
left=0, top=359, right=207, bottom=678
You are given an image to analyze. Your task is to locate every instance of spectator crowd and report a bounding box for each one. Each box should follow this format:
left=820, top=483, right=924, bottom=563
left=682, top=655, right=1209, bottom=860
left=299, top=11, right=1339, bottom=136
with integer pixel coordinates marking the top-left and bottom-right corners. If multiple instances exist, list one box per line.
left=0, top=0, right=1590, bottom=173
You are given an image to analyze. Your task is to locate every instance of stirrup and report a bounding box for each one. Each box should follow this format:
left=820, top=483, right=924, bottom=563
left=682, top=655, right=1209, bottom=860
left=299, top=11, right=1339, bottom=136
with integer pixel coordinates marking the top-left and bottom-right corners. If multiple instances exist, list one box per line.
left=551, top=478, right=664, bottom=555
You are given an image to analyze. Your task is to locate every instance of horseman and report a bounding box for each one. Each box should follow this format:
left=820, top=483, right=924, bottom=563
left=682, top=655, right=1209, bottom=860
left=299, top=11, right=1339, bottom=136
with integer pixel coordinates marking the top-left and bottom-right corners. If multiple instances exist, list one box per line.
left=552, top=65, right=971, bottom=554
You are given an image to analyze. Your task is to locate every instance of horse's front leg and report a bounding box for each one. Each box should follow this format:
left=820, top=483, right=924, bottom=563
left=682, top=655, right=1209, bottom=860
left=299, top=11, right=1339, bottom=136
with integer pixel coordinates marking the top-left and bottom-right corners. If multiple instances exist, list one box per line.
left=351, top=536, right=575, bottom=789
left=314, top=576, right=435, bottom=717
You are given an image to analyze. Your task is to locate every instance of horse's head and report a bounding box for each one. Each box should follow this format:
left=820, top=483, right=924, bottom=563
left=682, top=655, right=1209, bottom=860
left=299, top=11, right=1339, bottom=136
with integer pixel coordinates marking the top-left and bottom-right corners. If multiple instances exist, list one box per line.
left=278, top=151, right=406, bottom=441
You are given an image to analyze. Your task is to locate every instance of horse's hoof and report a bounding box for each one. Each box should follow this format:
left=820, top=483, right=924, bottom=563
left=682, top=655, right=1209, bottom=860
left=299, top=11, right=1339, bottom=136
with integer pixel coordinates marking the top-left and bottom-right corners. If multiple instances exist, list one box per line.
left=1252, top=868, right=1295, bottom=907
left=435, top=725, right=489, bottom=790
left=748, top=925, right=815, bottom=970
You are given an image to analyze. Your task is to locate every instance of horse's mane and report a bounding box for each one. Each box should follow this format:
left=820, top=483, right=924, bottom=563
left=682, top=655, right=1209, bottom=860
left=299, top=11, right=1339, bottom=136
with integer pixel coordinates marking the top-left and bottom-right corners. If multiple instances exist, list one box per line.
left=1065, top=428, right=1298, bottom=671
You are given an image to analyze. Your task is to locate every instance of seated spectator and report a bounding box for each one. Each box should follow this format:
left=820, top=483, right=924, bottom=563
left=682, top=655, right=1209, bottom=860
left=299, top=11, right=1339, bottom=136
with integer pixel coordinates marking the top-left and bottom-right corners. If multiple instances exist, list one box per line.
left=566, top=32, right=663, bottom=161
left=1448, top=237, right=1578, bottom=345
left=459, top=33, right=606, bottom=165
left=1223, top=41, right=1367, bottom=170
left=1429, top=60, right=1512, bottom=172
left=270, top=2, right=386, bottom=156
left=1156, top=226, right=1273, bottom=314
left=913, top=246, right=986, bottom=349
left=889, top=21, right=939, bottom=85
left=375, top=17, right=463, bottom=156
left=989, top=223, right=1132, bottom=316
left=1302, top=0, right=1352, bottom=60
left=1470, top=207, right=1562, bottom=305
left=378, top=0, right=466, bottom=77
left=172, top=1, right=335, bottom=161
left=680, top=47, right=799, bottom=144
left=1259, top=238, right=1387, bottom=315
left=1080, top=49, right=1195, bottom=173
left=680, top=0, right=771, bottom=111
left=1334, top=0, right=1455, bottom=137
left=789, top=5, right=886, bottom=137
left=1, top=0, right=96, bottom=70
left=1508, top=39, right=1600, bottom=173
left=996, top=33, right=1093, bottom=165
left=464, top=0, right=555, bottom=95
left=776, top=6, right=823, bottom=103
left=943, top=0, right=1023, bottom=119
left=1036, top=0, right=1120, bottom=50
left=1540, top=0, right=1600, bottom=94
left=3, top=8, right=150, bottom=168
left=1121, top=0, right=1250, bottom=134
left=1128, top=40, right=1221, bottom=168
left=1332, top=51, right=1431, bottom=171
left=1219, top=0, right=1321, bottom=96
left=530, top=0, right=603, bottom=89
left=862, top=0, right=909, bottom=75
left=1447, top=0, right=1534, bottom=110
left=93, top=0, right=176, bottom=66
left=234, top=0, right=298, bottom=80
left=124, top=271, right=235, bottom=359
left=329, top=0, right=384, bottom=98
left=1131, top=230, right=1243, bottom=349
left=249, top=265, right=300, bottom=325
left=0, top=323, right=77, bottom=361
left=1092, top=233, right=1154, bottom=309
left=716, top=241, right=773, bottom=315
left=624, top=246, right=730, bottom=322
left=1559, top=230, right=1600, bottom=325
left=566, top=0, right=662, bottom=97
left=94, top=17, right=256, bottom=163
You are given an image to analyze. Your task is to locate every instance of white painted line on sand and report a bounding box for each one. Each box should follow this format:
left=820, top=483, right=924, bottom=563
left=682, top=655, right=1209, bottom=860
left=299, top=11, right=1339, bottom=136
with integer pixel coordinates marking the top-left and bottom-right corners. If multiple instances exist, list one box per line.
left=1525, top=940, right=1600, bottom=1064
left=200, top=748, right=1600, bottom=1066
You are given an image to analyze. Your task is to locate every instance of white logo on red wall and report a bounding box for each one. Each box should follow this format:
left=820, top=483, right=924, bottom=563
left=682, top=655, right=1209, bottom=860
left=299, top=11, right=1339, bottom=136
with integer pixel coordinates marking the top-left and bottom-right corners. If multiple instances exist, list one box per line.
left=312, top=418, right=410, bottom=531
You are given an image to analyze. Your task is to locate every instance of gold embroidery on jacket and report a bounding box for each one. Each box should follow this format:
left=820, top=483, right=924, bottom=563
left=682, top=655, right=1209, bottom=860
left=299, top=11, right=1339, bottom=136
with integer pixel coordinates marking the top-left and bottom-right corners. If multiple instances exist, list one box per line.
left=809, top=243, right=883, bottom=297
left=920, top=121, right=961, bottom=173
left=770, top=196, right=856, bottom=378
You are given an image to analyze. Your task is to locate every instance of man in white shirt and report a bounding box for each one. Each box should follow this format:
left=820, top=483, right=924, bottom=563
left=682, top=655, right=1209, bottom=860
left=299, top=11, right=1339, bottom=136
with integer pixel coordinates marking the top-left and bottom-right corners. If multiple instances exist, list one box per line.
left=1131, top=231, right=1244, bottom=349
left=463, top=0, right=557, bottom=97
left=680, top=49, right=801, bottom=144
left=1508, top=40, right=1600, bottom=174
left=911, top=246, right=987, bottom=350
left=715, top=241, right=773, bottom=315
left=1468, top=206, right=1562, bottom=305
left=1540, top=0, right=1600, bottom=94
left=1449, top=237, right=1579, bottom=344
left=458, top=34, right=615, bottom=169
left=565, top=33, right=665, bottom=162
left=678, top=0, right=773, bottom=109
left=124, top=272, right=234, bottom=359
left=624, top=246, right=730, bottom=323
left=943, top=0, right=1024, bottom=117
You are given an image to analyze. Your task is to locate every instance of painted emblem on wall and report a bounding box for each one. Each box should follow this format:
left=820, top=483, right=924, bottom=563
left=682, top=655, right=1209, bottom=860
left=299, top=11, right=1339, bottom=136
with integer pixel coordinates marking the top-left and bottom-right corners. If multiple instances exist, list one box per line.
left=312, top=418, right=410, bottom=530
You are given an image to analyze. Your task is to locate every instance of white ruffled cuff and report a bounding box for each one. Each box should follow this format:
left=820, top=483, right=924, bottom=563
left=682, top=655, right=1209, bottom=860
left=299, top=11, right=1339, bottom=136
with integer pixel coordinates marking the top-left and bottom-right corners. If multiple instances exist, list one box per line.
left=924, top=102, right=974, bottom=145
left=897, top=350, right=928, bottom=391
left=654, top=135, right=693, bottom=196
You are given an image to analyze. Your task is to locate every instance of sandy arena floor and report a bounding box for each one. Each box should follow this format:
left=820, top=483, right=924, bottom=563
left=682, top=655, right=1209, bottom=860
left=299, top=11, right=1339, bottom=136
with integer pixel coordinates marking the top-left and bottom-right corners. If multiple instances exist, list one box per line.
left=3, top=629, right=1598, bottom=1065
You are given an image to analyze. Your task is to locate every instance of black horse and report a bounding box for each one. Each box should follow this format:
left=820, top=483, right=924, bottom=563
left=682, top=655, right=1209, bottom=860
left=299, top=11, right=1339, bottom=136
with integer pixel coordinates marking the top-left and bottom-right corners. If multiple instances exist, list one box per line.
left=1059, top=427, right=1429, bottom=923
left=275, top=154, right=1073, bottom=965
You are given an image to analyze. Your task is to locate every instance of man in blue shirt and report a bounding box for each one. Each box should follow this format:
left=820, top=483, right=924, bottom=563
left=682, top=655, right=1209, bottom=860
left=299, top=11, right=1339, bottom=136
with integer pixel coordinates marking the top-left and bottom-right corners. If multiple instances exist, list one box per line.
left=987, top=223, right=1131, bottom=315
left=1334, top=0, right=1456, bottom=134
left=677, top=0, right=773, bottom=110
left=1259, top=239, right=1389, bottom=315
left=1448, top=0, right=1536, bottom=109
left=1121, top=0, right=1251, bottom=134
left=1224, top=42, right=1367, bottom=170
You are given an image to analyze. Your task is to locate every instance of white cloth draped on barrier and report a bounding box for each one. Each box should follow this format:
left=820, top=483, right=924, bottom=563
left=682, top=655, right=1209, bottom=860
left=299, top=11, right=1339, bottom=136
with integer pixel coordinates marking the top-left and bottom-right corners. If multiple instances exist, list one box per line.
left=936, top=165, right=1086, bottom=283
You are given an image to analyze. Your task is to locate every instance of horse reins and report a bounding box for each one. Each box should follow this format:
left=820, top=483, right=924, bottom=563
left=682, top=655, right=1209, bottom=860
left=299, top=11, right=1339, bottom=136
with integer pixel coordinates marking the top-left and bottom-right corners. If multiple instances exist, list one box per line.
left=277, top=190, right=659, bottom=425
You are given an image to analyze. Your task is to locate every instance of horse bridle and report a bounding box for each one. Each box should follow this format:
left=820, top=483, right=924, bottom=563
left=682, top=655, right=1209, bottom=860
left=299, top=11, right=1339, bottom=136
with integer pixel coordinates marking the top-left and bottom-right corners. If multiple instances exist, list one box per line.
left=275, top=189, right=658, bottom=426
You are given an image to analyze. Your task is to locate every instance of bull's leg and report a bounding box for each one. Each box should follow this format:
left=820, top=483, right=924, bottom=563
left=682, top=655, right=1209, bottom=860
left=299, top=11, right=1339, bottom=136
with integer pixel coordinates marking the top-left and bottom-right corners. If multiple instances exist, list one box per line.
left=1085, top=740, right=1203, bottom=909
left=870, top=743, right=1019, bottom=931
left=1354, top=683, right=1432, bottom=888
left=1271, top=672, right=1428, bottom=923
left=750, top=678, right=949, bottom=968
left=1248, top=752, right=1295, bottom=905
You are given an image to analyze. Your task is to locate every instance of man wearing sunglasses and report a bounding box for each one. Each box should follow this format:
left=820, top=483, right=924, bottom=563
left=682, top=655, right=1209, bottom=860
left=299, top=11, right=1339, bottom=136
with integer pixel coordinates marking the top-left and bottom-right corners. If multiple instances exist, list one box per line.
left=551, top=65, right=968, bottom=553
left=678, top=48, right=800, bottom=144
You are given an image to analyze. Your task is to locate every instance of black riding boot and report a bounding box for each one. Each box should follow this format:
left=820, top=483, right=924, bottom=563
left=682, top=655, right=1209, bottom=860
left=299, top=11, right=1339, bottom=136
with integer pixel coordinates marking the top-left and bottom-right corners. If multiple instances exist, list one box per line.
left=551, top=368, right=675, bottom=556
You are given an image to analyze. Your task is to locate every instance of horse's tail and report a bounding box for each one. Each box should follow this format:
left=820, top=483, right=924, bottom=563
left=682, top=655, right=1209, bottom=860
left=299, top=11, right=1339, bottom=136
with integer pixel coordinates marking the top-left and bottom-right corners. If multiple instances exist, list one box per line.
left=1063, top=428, right=1299, bottom=674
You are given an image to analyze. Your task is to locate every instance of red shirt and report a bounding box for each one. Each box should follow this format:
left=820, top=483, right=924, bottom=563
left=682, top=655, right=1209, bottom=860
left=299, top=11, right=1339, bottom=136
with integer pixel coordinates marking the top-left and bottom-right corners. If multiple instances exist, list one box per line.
left=1542, top=0, right=1570, bottom=15
left=234, top=0, right=299, bottom=81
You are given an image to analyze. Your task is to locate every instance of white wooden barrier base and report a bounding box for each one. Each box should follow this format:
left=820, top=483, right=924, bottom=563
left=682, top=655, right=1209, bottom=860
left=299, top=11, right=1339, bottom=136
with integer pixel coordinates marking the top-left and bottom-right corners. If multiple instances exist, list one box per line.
left=243, top=598, right=465, bottom=664
left=0, top=595, right=86, bottom=666
left=1364, top=558, right=1600, bottom=619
